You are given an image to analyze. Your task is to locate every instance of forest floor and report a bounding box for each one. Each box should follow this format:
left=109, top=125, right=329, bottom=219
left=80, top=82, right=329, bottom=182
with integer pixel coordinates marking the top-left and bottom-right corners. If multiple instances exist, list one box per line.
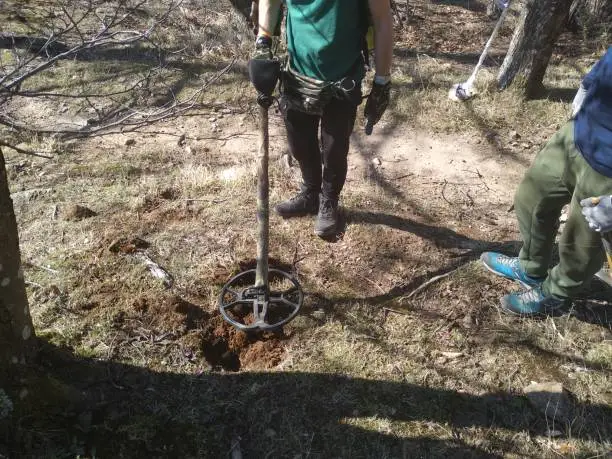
left=2, top=0, right=611, bottom=457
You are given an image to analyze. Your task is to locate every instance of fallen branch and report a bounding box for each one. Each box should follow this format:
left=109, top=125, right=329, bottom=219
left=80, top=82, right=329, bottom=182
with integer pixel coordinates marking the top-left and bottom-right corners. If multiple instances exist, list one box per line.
left=0, top=140, right=53, bottom=159
left=0, top=58, right=236, bottom=140
left=403, top=267, right=461, bottom=300
left=383, top=307, right=409, bottom=316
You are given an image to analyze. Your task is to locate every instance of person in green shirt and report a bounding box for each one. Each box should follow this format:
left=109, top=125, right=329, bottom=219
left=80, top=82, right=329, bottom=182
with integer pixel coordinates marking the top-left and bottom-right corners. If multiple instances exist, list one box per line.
left=251, top=0, right=393, bottom=238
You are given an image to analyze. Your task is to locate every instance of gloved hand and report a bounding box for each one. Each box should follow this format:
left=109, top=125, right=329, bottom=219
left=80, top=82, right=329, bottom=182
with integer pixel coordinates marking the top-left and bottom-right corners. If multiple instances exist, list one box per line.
left=580, top=195, right=612, bottom=233
left=364, top=77, right=391, bottom=135
left=248, top=35, right=280, bottom=107
left=572, top=83, right=588, bottom=118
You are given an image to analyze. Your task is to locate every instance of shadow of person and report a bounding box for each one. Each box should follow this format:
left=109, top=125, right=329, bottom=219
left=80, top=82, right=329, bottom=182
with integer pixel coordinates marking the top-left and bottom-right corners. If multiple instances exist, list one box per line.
left=4, top=339, right=611, bottom=458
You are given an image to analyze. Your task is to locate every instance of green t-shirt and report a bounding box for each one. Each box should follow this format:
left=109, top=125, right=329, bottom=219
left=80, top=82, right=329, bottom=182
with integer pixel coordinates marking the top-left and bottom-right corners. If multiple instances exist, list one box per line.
left=285, top=0, right=367, bottom=83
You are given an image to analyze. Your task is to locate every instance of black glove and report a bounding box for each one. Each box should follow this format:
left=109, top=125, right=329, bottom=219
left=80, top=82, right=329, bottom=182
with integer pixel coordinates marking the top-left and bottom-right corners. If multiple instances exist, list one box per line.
left=248, top=35, right=280, bottom=108
left=364, top=80, right=391, bottom=134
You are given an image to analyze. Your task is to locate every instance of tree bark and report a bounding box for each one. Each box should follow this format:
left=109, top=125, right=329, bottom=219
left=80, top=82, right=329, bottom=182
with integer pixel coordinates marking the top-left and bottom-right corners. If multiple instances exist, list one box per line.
left=569, top=0, right=612, bottom=32
left=583, top=0, right=611, bottom=17
left=498, top=0, right=573, bottom=99
left=0, top=147, right=35, bottom=384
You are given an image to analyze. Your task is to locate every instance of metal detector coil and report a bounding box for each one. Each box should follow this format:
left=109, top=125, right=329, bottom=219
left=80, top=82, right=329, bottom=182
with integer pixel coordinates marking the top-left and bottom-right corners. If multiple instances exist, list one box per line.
left=219, top=268, right=303, bottom=331
left=218, top=103, right=304, bottom=331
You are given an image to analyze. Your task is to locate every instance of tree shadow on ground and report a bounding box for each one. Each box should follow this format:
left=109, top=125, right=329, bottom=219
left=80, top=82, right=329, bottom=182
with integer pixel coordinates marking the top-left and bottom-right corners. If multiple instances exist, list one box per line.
left=535, top=87, right=577, bottom=104
left=3, top=338, right=611, bottom=458
left=331, top=209, right=611, bottom=332
left=460, top=100, right=532, bottom=167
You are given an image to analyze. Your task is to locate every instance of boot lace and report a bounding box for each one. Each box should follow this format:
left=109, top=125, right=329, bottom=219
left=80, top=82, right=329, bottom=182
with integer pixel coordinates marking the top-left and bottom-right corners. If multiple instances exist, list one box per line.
left=291, top=190, right=312, bottom=202
left=496, top=255, right=518, bottom=267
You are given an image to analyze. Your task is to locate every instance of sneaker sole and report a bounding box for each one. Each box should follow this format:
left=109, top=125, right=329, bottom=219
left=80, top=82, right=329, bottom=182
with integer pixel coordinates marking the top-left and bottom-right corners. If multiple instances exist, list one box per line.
left=499, top=297, right=567, bottom=318
left=481, top=259, right=541, bottom=289
left=499, top=301, right=547, bottom=318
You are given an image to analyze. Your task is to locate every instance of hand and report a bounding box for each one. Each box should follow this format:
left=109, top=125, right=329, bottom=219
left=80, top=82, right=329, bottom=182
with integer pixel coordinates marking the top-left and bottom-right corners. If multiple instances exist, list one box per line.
left=248, top=35, right=280, bottom=106
left=580, top=195, right=612, bottom=233
left=364, top=78, right=390, bottom=134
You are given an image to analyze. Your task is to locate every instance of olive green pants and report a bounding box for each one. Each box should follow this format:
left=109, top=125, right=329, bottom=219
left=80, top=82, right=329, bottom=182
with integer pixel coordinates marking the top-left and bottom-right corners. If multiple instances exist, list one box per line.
left=515, top=121, right=612, bottom=298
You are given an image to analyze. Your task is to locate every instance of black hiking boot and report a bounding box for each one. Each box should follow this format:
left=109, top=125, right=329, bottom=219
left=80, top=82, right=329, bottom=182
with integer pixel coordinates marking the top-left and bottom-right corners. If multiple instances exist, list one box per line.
left=314, top=195, right=339, bottom=237
left=274, top=188, right=319, bottom=218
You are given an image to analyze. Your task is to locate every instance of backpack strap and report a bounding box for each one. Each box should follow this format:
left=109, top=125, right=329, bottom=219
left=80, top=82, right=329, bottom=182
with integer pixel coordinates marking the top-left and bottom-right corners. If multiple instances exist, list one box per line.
left=362, top=0, right=373, bottom=70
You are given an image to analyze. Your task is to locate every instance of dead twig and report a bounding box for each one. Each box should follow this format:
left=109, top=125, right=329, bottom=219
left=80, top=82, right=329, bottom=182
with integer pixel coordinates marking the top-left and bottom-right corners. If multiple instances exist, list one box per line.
left=23, top=260, right=58, bottom=275
left=358, top=273, right=386, bottom=294
left=441, top=179, right=452, bottom=205
left=403, top=267, right=461, bottom=300
left=1, top=59, right=236, bottom=140
left=25, top=280, right=44, bottom=289
left=383, top=307, right=409, bottom=317
left=0, top=140, right=53, bottom=159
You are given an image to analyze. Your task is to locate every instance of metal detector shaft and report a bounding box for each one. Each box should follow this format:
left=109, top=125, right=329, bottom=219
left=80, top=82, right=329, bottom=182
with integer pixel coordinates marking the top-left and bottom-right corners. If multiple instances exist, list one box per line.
left=464, top=5, right=510, bottom=87
left=255, top=105, right=269, bottom=288
left=601, top=232, right=612, bottom=271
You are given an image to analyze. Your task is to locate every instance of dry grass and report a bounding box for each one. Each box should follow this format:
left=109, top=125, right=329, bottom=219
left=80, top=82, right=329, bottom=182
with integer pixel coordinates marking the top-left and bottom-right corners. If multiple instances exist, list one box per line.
left=3, top=0, right=612, bottom=458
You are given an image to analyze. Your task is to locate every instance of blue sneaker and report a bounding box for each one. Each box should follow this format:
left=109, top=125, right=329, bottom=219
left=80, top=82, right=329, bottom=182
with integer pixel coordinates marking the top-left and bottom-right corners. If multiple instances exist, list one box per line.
left=500, top=287, right=568, bottom=316
left=480, top=252, right=544, bottom=288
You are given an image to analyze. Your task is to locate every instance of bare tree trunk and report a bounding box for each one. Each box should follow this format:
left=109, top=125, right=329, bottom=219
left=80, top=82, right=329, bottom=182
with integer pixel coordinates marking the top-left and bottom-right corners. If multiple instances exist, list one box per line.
left=0, top=147, right=35, bottom=385
left=498, top=0, right=573, bottom=98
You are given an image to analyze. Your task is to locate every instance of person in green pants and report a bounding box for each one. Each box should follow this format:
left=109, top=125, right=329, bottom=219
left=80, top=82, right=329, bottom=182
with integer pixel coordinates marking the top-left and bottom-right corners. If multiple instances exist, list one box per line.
left=480, top=46, right=612, bottom=316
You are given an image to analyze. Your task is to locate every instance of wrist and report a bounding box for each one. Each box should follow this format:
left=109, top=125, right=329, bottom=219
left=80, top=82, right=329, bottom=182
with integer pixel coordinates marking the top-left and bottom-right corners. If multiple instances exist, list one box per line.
left=255, top=34, right=272, bottom=48
left=374, top=75, right=391, bottom=85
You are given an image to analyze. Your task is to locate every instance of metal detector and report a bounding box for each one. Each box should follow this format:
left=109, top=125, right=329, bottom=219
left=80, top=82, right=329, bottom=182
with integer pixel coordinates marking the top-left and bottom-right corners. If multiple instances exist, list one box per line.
left=448, top=0, right=511, bottom=102
left=219, top=67, right=304, bottom=332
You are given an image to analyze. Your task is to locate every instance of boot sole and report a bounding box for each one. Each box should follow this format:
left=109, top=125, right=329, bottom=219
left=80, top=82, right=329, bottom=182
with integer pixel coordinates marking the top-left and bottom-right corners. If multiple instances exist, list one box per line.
left=274, top=209, right=318, bottom=218
left=314, top=225, right=337, bottom=238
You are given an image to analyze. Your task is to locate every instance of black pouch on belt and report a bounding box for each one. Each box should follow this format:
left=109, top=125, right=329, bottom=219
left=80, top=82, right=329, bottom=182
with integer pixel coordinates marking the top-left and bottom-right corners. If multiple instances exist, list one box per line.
left=280, top=65, right=333, bottom=116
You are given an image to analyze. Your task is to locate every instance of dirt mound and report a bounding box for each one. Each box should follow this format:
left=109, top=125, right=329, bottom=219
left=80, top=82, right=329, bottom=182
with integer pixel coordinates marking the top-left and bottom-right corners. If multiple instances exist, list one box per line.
left=116, top=293, right=288, bottom=371
left=200, top=314, right=287, bottom=371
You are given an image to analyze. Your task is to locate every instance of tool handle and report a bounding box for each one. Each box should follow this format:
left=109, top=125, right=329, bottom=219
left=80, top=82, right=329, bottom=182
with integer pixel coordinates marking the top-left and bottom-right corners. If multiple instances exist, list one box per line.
left=255, top=105, right=269, bottom=288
